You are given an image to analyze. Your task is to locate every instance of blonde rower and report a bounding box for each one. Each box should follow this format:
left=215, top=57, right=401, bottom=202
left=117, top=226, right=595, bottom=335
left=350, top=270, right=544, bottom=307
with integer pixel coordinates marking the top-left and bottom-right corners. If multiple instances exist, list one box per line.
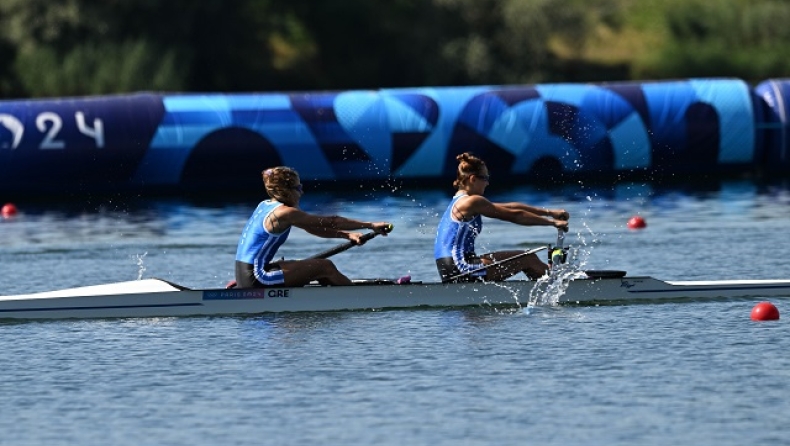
left=235, top=167, right=391, bottom=288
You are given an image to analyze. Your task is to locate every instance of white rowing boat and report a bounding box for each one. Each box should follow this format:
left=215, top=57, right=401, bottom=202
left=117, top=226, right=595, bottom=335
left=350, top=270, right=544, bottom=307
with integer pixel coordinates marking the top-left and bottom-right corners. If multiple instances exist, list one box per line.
left=2, top=272, right=790, bottom=320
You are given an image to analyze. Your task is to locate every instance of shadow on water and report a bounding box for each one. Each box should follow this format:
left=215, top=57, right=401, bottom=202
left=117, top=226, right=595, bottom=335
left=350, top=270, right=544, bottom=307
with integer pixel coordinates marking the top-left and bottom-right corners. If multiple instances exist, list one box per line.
left=5, top=177, right=790, bottom=216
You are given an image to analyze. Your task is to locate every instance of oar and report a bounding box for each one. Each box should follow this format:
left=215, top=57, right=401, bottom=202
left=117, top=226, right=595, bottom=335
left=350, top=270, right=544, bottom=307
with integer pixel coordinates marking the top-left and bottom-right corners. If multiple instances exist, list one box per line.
left=441, top=246, right=548, bottom=284
left=306, top=224, right=394, bottom=260
left=549, top=228, right=568, bottom=266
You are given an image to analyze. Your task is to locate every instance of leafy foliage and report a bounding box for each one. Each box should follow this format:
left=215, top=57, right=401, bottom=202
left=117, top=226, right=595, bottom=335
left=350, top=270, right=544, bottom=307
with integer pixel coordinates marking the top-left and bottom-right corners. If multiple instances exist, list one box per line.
left=634, top=0, right=790, bottom=81
left=0, top=0, right=787, bottom=98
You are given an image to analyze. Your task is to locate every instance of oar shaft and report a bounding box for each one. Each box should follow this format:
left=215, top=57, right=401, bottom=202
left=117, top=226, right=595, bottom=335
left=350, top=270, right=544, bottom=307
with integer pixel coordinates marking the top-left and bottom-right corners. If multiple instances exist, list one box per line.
left=550, top=228, right=568, bottom=266
left=442, top=246, right=548, bottom=283
left=306, top=224, right=393, bottom=260
left=306, top=231, right=380, bottom=260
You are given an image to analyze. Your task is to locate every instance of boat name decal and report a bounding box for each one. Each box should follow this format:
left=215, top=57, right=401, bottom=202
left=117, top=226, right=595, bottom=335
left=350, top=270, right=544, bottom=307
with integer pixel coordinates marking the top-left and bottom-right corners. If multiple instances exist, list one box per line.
left=620, top=280, right=636, bottom=289
left=204, top=289, right=290, bottom=300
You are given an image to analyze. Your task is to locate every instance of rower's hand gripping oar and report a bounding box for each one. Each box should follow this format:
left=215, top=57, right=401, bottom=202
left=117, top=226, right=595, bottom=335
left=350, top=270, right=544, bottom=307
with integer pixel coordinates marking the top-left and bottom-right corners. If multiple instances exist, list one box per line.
left=441, top=246, right=549, bottom=284
left=305, top=223, right=393, bottom=260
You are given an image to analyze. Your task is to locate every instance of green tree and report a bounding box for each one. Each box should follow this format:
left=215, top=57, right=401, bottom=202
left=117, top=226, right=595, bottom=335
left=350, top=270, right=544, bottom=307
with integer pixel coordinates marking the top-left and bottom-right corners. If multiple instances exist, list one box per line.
left=633, top=0, right=790, bottom=82
left=0, top=0, right=284, bottom=97
left=432, top=0, right=625, bottom=84
left=272, top=0, right=454, bottom=89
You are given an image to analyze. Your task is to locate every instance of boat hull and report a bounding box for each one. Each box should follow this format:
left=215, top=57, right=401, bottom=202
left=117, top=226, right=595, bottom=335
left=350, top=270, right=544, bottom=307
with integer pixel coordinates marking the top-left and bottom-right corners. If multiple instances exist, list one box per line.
left=2, top=276, right=790, bottom=320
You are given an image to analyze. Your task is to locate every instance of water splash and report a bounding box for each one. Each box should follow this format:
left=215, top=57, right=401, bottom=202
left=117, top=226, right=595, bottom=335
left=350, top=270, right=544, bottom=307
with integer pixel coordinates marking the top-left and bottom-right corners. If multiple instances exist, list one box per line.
left=485, top=281, right=526, bottom=314
left=132, top=252, right=148, bottom=280
left=524, top=242, right=592, bottom=312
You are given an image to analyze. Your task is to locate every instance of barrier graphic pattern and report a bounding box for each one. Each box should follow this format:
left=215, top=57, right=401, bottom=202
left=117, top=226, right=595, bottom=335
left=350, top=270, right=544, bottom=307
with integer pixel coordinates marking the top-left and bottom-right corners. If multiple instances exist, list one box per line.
left=0, top=77, right=785, bottom=194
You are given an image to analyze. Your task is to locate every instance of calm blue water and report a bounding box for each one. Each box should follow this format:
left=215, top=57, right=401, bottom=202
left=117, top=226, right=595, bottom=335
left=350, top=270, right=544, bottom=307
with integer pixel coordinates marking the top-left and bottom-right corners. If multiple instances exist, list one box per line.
left=2, top=180, right=790, bottom=445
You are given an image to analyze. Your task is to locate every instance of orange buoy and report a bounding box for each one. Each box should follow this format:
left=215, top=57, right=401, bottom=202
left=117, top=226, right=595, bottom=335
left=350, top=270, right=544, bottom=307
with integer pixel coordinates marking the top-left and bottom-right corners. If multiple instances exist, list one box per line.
left=1, top=203, right=18, bottom=218
left=751, top=302, right=780, bottom=321
left=627, top=215, right=646, bottom=229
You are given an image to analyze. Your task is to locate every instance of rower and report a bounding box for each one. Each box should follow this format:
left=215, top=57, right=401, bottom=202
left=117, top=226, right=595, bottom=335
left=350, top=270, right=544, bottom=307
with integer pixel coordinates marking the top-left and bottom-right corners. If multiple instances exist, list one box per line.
left=235, top=166, right=392, bottom=288
left=434, top=152, right=569, bottom=283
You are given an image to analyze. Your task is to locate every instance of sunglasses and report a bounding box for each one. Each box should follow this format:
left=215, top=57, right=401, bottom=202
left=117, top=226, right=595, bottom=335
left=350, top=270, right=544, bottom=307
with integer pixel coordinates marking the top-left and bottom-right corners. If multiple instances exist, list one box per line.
left=293, top=184, right=303, bottom=193
left=475, top=174, right=490, bottom=183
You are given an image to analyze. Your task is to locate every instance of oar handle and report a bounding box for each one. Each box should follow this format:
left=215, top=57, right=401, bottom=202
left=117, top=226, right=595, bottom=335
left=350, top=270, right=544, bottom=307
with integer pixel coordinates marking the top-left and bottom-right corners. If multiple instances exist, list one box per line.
left=306, top=224, right=393, bottom=260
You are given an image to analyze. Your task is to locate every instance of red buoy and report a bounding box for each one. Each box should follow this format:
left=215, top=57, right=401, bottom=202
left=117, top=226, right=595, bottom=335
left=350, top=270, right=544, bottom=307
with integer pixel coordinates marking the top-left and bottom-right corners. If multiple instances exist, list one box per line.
left=627, top=215, right=646, bottom=229
left=751, top=302, right=780, bottom=321
left=1, top=203, right=18, bottom=218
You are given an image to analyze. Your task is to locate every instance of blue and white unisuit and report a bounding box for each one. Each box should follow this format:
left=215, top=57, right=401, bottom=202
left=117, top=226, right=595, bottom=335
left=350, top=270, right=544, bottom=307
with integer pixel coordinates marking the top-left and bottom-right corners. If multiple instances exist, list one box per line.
left=235, top=200, right=291, bottom=287
left=434, top=194, right=485, bottom=281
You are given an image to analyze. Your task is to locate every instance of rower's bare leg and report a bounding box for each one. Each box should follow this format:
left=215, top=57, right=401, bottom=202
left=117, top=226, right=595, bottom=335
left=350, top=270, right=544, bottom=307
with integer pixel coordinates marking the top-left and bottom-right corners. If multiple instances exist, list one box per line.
left=482, top=251, right=548, bottom=281
left=278, top=259, right=353, bottom=286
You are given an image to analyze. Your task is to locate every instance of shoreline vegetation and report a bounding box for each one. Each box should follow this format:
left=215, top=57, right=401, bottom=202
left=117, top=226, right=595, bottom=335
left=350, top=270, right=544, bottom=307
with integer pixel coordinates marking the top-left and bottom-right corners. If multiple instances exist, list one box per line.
left=0, top=0, right=788, bottom=99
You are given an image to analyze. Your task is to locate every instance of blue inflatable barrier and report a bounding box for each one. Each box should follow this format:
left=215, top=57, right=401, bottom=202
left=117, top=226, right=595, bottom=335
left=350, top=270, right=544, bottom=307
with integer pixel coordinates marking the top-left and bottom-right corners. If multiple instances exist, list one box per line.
left=755, top=79, right=790, bottom=171
left=0, top=78, right=766, bottom=195
left=0, top=94, right=164, bottom=194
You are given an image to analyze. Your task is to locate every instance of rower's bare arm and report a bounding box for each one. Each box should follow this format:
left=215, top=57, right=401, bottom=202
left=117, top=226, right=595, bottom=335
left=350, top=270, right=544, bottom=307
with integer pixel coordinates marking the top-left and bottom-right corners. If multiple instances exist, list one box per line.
left=285, top=209, right=390, bottom=238
left=501, top=202, right=569, bottom=220
left=470, top=197, right=564, bottom=228
left=302, top=225, right=354, bottom=240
